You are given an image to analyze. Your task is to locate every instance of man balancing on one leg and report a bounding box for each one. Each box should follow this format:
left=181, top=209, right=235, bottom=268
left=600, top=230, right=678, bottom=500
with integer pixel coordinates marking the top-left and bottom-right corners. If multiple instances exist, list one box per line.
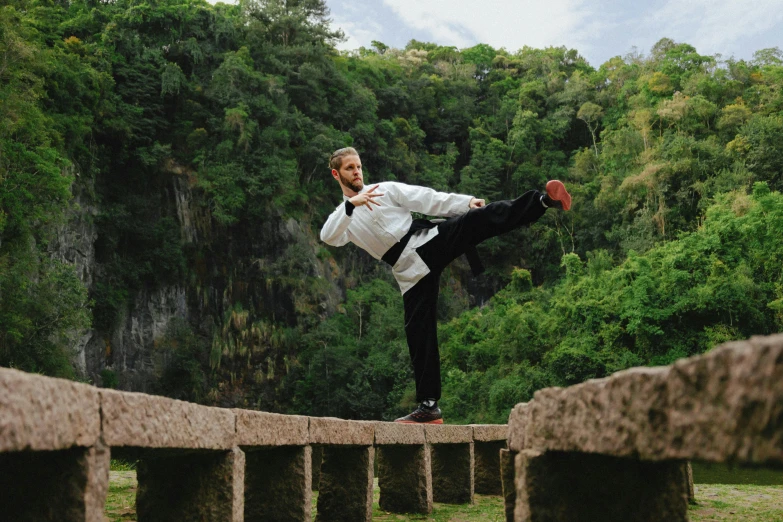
left=320, top=147, right=571, bottom=424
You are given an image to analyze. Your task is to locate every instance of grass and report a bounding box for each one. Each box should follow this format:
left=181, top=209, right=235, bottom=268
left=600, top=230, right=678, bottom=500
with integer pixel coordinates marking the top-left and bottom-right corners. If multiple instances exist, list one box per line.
left=688, top=484, right=783, bottom=521
left=105, top=467, right=783, bottom=521
left=105, top=471, right=137, bottom=521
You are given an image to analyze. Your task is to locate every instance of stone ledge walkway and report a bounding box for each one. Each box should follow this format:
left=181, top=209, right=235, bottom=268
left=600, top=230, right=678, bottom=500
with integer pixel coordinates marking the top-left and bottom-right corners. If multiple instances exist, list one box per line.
left=0, top=367, right=507, bottom=521
left=504, top=333, right=783, bottom=522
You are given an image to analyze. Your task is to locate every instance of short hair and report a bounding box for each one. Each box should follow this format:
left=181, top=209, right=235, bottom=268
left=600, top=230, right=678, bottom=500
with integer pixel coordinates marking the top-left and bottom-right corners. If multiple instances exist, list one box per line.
left=330, top=147, right=359, bottom=171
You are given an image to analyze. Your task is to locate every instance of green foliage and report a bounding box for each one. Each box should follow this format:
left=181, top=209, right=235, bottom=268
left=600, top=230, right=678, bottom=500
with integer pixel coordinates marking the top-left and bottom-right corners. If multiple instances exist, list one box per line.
left=154, top=318, right=210, bottom=402
left=101, top=369, right=119, bottom=389
left=437, top=186, right=783, bottom=423
left=3, top=0, right=783, bottom=427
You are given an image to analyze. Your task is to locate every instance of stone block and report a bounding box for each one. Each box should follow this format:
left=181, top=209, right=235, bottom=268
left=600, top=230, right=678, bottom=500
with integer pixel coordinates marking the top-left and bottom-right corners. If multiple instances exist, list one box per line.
left=529, top=367, right=671, bottom=458
left=507, top=403, right=530, bottom=452
left=686, top=461, right=695, bottom=505
left=663, top=335, right=783, bottom=464
left=512, top=334, right=783, bottom=466
left=377, top=444, right=432, bottom=514
left=309, top=417, right=374, bottom=445
left=235, top=409, right=309, bottom=446
left=474, top=440, right=506, bottom=495
left=431, top=442, right=474, bottom=504
left=245, top=445, right=311, bottom=521
left=374, top=422, right=425, bottom=445
left=0, top=367, right=100, bottom=452
left=101, top=389, right=234, bottom=449
left=424, top=424, right=472, bottom=444
left=136, top=448, right=244, bottom=521
left=316, top=446, right=374, bottom=521
left=500, top=449, right=516, bottom=522
left=0, top=441, right=110, bottom=521
left=514, top=450, right=689, bottom=522
left=471, top=424, right=508, bottom=442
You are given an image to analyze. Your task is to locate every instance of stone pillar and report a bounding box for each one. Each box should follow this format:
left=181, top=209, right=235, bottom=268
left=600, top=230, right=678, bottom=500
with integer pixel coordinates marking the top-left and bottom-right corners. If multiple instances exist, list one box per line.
left=316, top=446, right=374, bottom=522
left=474, top=440, right=506, bottom=495
left=425, top=425, right=474, bottom=505
left=430, top=442, right=474, bottom=504
left=377, top=444, right=432, bottom=514
left=136, top=448, right=244, bottom=522
left=311, top=445, right=324, bottom=491
left=514, top=450, right=689, bottom=522
left=686, top=461, right=695, bottom=504
left=0, top=442, right=110, bottom=522
left=500, top=449, right=516, bottom=522
left=244, top=446, right=312, bottom=522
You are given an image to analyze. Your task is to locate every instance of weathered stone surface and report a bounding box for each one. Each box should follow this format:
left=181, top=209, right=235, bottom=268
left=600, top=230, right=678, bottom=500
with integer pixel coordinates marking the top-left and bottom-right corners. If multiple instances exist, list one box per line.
left=474, top=440, right=506, bottom=495
left=514, top=450, right=689, bottom=522
left=309, top=417, right=374, bottom=445
left=424, top=424, right=472, bottom=444
left=231, top=448, right=245, bottom=521
left=0, top=368, right=100, bottom=452
left=0, top=442, right=110, bottom=521
left=316, top=446, right=374, bottom=521
left=235, top=409, right=309, bottom=446
left=686, top=461, right=695, bottom=505
left=84, top=442, right=112, bottom=522
left=377, top=444, right=432, bottom=514
left=663, top=335, right=783, bottom=464
left=245, top=446, right=311, bottom=521
left=507, top=403, right=530, bottom=452
left=471, top=424, right=508, bottom=442
left=101, top=389, right=234, bottom=449
left=513, top=334, right=783, bottom=465
left=500, top=449, right=516, bottom=522
left=374, top=422, right=425, bottom=445
left=136, top=448, right=244, bottom=521
left=431, top=442, right=474, bottom=504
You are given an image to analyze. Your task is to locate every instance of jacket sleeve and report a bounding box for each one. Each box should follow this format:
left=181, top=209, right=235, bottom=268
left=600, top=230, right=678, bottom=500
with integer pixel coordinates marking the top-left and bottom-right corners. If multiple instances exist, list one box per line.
left=320, top=202, right=352, bottom=246
left=384, top=182, right=473, bottom=217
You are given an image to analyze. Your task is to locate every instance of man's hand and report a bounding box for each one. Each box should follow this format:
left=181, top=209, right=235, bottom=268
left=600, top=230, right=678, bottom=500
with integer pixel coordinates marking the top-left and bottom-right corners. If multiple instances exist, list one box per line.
left=469, top=197, right=485, bottom=209
left=349, top=184, right=384, bottom=211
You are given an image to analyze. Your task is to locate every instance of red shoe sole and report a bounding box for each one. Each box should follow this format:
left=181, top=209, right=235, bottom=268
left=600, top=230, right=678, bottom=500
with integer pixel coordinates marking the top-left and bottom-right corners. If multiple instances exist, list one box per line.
left=546, top=180, right=571, bottom=211
left=394, top=419, right=444, bottom=424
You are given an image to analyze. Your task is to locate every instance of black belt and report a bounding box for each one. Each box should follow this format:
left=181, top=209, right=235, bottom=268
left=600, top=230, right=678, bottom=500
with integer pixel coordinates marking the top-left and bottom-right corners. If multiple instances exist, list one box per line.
left=381, top=219, right=485, bottom=277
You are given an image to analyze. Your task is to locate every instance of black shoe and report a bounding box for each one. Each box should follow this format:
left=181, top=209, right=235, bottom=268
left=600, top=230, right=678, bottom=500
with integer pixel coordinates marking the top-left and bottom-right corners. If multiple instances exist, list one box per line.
left=394, top=402, right=444, bottom=424
left=542, top=180, right=572, bottom=211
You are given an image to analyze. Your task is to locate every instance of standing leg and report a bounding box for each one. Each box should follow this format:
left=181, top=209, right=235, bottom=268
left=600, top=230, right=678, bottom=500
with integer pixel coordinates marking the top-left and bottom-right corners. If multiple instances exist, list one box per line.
left=402, top=271, right=442, bottom=402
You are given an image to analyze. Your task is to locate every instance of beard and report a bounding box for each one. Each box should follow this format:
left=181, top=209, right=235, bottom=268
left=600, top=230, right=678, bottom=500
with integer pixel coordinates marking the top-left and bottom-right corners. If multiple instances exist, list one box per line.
left=339, top=172, right=363, bottom=193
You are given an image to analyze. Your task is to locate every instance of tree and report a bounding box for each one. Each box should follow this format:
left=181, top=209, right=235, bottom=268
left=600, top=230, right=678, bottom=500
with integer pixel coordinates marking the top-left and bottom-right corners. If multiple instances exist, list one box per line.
left=577, top=102, right=603, bottom=156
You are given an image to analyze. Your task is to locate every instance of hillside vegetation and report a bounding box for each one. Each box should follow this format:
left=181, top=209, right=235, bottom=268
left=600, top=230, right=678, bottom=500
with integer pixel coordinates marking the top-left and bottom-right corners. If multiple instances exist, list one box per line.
left=2, top=0, right=782, bottom=421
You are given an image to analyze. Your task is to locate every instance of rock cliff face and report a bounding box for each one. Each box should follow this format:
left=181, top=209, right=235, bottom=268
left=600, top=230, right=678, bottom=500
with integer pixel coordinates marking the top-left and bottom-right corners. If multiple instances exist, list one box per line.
left=50, top=176, right=99, bottom=377
left=55, top=173, right=346, bottom=395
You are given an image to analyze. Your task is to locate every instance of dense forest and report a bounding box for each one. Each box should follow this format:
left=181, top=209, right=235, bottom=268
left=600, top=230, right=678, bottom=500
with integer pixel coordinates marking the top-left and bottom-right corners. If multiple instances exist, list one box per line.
left=2, top=0, right=782, bottom=423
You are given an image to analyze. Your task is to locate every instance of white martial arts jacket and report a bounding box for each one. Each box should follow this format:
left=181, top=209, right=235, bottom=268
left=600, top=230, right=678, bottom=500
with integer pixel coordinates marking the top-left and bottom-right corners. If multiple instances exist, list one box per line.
left=320, top=182, right=474, bottom=294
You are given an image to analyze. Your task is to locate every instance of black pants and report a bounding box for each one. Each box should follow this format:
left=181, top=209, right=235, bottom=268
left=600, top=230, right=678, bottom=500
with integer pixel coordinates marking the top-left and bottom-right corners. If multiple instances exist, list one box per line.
left=402, top=190, right=547, bottom=401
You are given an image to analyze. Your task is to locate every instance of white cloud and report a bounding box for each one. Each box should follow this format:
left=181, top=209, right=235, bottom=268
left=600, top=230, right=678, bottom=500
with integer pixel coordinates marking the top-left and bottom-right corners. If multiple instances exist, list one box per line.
left=332, top=16, right=384, bottom=51
left=648, top=0, right=783, bottom=56
left=380, top=0, right=601, bottom=54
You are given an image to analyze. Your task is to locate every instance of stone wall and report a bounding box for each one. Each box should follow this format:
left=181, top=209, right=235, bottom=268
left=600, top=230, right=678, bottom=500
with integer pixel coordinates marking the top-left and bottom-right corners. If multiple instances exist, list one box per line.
left=505, top=333, right=783, bottom=521
left=0, top=367, right=507, bottom=521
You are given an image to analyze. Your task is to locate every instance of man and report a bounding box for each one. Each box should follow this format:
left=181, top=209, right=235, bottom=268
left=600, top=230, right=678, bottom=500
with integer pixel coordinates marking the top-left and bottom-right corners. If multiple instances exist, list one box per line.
left=320, top=147, right=571, bottom=424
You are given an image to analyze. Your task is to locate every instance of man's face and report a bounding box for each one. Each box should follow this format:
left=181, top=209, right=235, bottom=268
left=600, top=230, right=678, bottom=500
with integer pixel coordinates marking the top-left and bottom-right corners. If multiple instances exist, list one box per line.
left=334, top=154, right=363, bottom=193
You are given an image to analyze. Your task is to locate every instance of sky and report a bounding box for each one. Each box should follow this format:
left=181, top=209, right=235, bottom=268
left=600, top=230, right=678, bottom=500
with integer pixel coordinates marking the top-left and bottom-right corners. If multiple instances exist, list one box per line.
left=324, top=0, right=783, bottom=67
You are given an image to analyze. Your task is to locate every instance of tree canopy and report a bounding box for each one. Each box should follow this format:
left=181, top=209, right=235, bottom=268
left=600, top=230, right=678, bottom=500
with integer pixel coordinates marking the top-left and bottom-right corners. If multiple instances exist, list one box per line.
left=2, top=0, right=783, bottom=422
